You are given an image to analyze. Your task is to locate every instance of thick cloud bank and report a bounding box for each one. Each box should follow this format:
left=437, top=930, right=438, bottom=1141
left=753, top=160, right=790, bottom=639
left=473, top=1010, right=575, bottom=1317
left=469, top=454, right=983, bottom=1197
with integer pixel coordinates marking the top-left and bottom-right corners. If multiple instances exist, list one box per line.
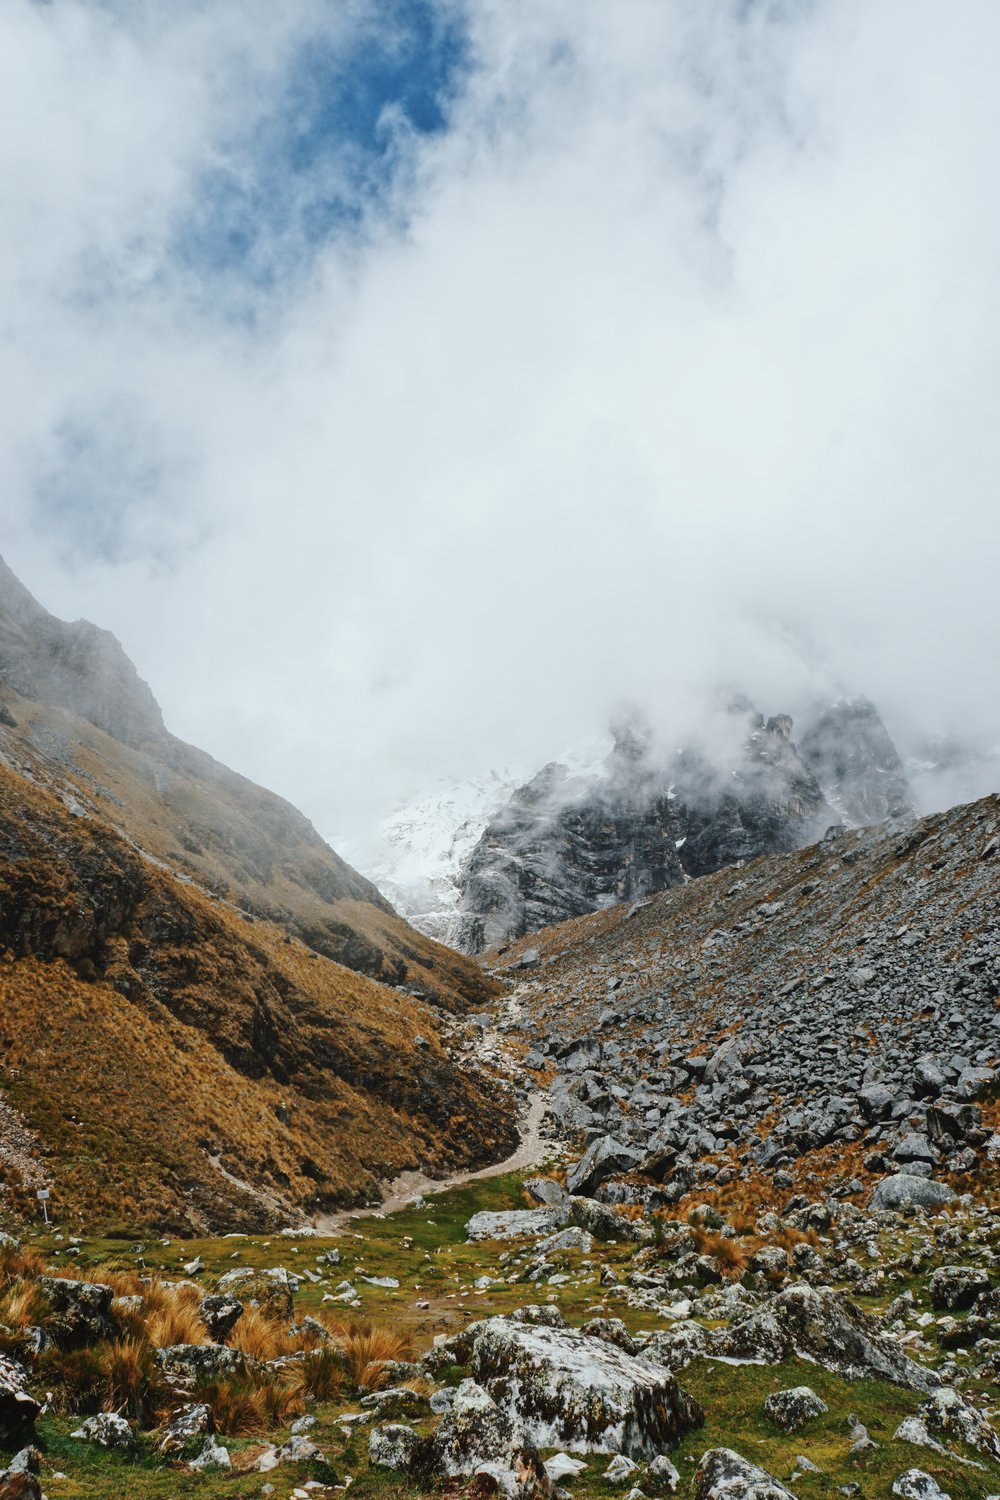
left=1, top=1, right=998, bottom=840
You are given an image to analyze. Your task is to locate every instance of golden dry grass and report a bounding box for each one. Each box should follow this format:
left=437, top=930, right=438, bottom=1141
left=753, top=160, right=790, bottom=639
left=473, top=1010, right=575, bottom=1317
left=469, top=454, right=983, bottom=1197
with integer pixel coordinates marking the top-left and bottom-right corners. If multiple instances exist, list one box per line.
left=323, top=1317, right=411, bottom=1390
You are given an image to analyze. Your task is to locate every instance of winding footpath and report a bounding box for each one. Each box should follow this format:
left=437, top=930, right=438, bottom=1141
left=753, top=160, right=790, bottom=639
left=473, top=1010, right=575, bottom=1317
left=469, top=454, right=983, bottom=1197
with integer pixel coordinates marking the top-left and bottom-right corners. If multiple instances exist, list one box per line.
left=314, top=1090, right=550, bottom=1235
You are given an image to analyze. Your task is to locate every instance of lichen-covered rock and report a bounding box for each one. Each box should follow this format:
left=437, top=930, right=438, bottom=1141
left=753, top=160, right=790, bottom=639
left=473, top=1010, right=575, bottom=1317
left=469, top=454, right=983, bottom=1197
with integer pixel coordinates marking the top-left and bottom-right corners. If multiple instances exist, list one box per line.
left=38, top=1277, right=115, bottom=1346
left=200, top=1293, right=244, bottom=1341
left=215, top=1267, right=295, bottom=1321
left=568, top=1196, right=647, bottom=1242
left=159, top=1403, right=214, bottom=1454
left=713, top=1283, right=940, bottom=1393
left=466, top=1208, right=568, bottom=1241
left=416, top=1379, right=550, bottom=1500
left=189, top=1436, right=231, bottom=1472
left=466, top=1315, right=703, bottom=1456
left=869, top=1176, right=955, bottom=1213
left=155, top=1343, right=247, bottom=1385
left=369, top=1423, right=420, bottom=1471
left=916, top=1387, right=1000, bottom=1461
left=639, top=1323, right=710, bottom=1374
left=763, top=1386, right=828, bottom=1432
left=892, top=1470, right=951, bottom=1500
left=71, top=1412, right=135, bottom=1449
left=928, top=1266, right=991, bottom=1311
left=0, top=1358, right=39, bottom=1450
left=360, top=1387, right=430, bottom=1421
left=694, top=1447, right=796, bottom=1499
left=0, top=1447, right=41, bottom=1500
left=581, top=1318, right=640, bottom=1355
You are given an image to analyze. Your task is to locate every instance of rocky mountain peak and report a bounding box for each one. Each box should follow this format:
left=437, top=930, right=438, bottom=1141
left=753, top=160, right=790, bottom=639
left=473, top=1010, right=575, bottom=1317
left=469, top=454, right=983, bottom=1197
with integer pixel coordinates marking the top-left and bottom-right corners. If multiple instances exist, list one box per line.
left=0, top=555, right=164, bottom=749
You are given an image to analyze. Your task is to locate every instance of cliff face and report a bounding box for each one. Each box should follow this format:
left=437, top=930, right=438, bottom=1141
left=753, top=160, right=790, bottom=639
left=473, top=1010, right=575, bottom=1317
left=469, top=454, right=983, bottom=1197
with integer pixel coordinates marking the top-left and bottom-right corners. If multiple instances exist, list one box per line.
left=0, top=559, right=515, bottom=1231
left=451, top=698, right=913, bottom=953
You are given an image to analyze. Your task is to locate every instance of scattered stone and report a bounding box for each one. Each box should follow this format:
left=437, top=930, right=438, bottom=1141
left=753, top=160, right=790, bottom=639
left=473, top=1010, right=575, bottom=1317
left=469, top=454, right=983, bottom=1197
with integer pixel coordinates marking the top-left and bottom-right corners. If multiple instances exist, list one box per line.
left=466, top=1208, right=568, bottom=1241
left=0, top=1357, right=39, bottom=1450
left=929, top=1266, right=991, bottom=1311
left=70, top=1412, right=135, bottom=1449
left=189, top=1435, right=231, bottom=1471
left=369, top=1423, right=420, bottom=1471
left=891, top=1470, right=951, bottom=1500
left=694, top=1447, right=796, bottom=1499
left=159, top=1403, right=214, bottom=1454
left=763, top=1387, right=828, bottom=1433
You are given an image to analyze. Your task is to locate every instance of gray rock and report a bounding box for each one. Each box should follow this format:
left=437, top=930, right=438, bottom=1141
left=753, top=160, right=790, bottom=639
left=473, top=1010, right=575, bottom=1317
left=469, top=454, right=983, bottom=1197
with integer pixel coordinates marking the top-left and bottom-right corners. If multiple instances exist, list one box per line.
left=155, top=1343, right=247, bottom=1384
left=536, top=1227, right=593, bottom=1255
left=159, top=1403, right=214, bottom=1454
left=869, top=1175, right=955, bottom=1212
left=566, top=1137, right=643, bottom=1197
left=464, top=1314, right=703, bottom=1456
left=916, top=1387, right=1000, bottom=1461
left=418, top=1379, right=549, bottom=1500
left=694, top=1447, right=796, bottom=1500
left=369, top=1423, right=420, bottom=1471
left=713, top=1283, right=940, bottom=1393
left=189, top=1435, right=231, bottom=1472
left=762, top=1386, right=828, bottom=1432
left=929, top=1265, right=991, bottom=1311
left=524, top=1177, right=570, bottom=1209
left=71, top=1412, right=135, bottom=1449
left=466, top=1208, right=568, bottom=1241
left=891, top=1470, right=951, bottom=1500
left=0, top=1356, right=39, bottom=1449
left=200, top=1293, right=244, bottom=1341
left=38, top=1277, right=115, bottom=1345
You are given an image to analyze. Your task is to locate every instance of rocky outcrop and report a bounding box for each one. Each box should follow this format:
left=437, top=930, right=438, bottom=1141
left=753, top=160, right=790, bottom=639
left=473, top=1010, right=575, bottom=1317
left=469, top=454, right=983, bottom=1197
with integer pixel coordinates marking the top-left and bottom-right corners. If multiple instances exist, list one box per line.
left=799, top=698, right=914, bottom=826
left=452, top=697, right=913, bottom=953
left=445, top=1315, right=703, bottom=1457
left=713, top=1284, right=940, bottom=1392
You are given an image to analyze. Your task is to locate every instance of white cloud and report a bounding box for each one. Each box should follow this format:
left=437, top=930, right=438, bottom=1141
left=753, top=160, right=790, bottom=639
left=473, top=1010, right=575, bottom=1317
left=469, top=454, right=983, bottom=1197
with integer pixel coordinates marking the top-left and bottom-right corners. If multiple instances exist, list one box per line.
left=2, top=0, right=999, bottom=843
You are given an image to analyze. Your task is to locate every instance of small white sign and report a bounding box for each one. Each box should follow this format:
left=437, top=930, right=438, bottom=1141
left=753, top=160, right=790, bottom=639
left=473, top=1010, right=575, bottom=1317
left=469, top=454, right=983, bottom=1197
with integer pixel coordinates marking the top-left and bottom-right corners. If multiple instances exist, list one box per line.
left=36, top=1189, right=50, bottom=1201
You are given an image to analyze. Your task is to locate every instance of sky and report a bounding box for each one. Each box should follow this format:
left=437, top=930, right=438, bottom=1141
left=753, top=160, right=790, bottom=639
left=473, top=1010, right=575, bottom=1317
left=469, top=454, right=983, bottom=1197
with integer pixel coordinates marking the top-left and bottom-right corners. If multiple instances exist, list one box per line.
left=2, top=0, right=999, bottom=846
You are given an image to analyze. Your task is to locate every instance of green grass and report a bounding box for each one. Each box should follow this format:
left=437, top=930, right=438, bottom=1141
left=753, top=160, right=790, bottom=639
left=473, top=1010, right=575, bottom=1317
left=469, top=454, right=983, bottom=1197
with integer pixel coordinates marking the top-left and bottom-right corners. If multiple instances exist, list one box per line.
left=7, top=1173, right=1000, bottom=1499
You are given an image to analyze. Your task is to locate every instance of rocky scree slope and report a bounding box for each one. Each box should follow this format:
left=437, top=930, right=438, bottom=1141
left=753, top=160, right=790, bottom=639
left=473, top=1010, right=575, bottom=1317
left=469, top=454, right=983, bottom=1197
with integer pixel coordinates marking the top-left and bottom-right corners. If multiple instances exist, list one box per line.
left=452, top=697, right=914, bottom=954
left=488, top=791, right=1000, bottom=1206
left=0, top=560, right=518, bottom=1231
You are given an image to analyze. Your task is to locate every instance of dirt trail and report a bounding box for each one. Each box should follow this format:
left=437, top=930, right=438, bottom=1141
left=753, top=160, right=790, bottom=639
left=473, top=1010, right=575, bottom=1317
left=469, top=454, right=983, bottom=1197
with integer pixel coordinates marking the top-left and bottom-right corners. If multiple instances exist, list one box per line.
left=313, top=1091, right=550, bottom=1235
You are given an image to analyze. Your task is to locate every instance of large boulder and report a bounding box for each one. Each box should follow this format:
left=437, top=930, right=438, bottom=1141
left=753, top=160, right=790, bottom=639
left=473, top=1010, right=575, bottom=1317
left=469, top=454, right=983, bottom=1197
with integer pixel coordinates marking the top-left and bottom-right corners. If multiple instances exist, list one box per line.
left=155, top=1343, right=248, bottom=1385
left=0, top=1360, right=38, bottom=1451
left=415, top=1379, right=550, bottom=1500
left=928, top=1266, right=991, bottom=1311
left=466, top=1208, right=568, bottom=1242
left=566, top=1137, right=643, bottom=1198
left=712, top=1283, right=940, bottom=1393
left=869, top=1176, right=955, bottom=1213
left=694, top=1447, right=796, bottom=1500
left=916, top=1387, right=1000, bottom=1461
left=38, top=1277, right=115, bottom=1346
left=568, top=1196, right=645, bottom=1242
left=464, top=1314, right=703, bottom=1456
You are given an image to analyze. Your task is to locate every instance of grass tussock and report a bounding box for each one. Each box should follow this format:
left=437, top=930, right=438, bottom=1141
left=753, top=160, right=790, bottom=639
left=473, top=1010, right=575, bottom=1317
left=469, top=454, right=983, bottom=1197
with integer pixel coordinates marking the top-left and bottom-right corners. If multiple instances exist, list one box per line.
left=324, top=1317, right=411, bottom=1390
left=197, top=1373, right=305, bottom=1436
left=229, top=1304, right=294, bottom=1362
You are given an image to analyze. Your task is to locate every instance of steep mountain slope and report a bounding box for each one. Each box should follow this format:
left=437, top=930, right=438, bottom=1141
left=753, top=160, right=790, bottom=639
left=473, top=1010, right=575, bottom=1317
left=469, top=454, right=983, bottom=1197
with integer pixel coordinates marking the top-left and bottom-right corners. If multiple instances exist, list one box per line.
left=0, top=560, right=515, bottom=1232
left=451, top=697, right=913, bottom=953
left=489, top=790, right=1000, bottom=1203
left=0, top=557, right=492, bottom=1004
